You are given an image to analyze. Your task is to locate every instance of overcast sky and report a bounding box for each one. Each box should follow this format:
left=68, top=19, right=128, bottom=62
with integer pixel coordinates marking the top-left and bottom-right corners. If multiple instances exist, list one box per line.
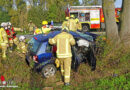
left=79, top=0, right=122, bottom=7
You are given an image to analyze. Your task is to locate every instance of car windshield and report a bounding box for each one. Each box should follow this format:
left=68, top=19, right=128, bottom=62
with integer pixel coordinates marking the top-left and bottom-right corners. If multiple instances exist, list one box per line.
left=28, top=38, right=41, bottom=53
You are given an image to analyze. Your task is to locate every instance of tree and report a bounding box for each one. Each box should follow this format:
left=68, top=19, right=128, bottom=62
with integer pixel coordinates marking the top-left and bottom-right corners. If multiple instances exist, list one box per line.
left=27, top=6, right=48, bottom=27
left=102, top=0, right=119, bottom=43
left=119, top=0, right=130, bottom=46
left=28, top=0, right=80, bottom=27
left=82, top=0, right=102, bottom=5
left=0, top=8, right=10, bottom=23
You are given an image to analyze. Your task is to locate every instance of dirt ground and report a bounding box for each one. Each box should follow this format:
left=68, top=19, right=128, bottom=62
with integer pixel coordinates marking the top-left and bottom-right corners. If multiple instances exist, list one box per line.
left=0, top=49, right=130, bottom=89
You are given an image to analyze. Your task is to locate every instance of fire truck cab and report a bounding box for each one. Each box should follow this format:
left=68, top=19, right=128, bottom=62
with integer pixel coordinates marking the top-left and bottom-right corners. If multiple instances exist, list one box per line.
left=66, top=6, right=121, bottom=32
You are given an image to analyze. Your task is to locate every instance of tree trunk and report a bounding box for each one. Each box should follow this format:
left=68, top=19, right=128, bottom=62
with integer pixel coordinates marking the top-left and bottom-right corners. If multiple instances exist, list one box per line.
left=102, top=0, right=119, bottom=43
left=119, top=0, right=130, bottom=47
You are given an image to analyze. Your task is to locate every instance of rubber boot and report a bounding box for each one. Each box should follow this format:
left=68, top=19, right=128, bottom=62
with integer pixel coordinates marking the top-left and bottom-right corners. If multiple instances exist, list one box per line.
left=64, top=83, right=70, bottom=86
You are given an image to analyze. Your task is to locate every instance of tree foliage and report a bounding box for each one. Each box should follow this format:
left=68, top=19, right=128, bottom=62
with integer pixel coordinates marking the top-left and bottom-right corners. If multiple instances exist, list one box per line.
left=82, top=0, right=102, bottom=5
left=0, top=8, right=10, bottom=23
left=0, top=0, right=79, bottom=28
left=27, top=0, right=79, bottom=27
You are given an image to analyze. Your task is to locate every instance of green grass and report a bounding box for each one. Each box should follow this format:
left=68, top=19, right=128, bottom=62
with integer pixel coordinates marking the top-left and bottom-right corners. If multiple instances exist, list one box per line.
left=16, top=31, right=32, bottom=35
left=0, top=38, right=130, bottom=89
left=59, top=72, right=130, bottom=90
left=84, top=73, right=130, bottom=89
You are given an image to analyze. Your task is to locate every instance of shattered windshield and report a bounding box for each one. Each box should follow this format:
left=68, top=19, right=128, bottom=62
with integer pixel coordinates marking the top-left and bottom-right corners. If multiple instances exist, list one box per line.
left=28, top=38, right=41, bottom=53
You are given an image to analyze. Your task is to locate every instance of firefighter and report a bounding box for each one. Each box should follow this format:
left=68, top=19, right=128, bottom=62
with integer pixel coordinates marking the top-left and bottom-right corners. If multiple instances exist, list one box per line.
left=42, top=21, right=51, bottom=34
left=34, top=28, right=42, bottom=35
left=0, top=23, right=8, bottom=59
left=18, top=36, right=27, bottom=54
left=6, top=22, right=19, bottom=52
left=49, top=27, right=76, bottom=85
left=28, top=20, right=35, bottom=34
left=75, top=18, right=82, bottom=31
left=8, top=22, right=19, bottom=49
left=62, top=17, right=69, bottom=29
left=4, top=23, right=13, bottom=52
left=68, top=15, right=77, bottom=32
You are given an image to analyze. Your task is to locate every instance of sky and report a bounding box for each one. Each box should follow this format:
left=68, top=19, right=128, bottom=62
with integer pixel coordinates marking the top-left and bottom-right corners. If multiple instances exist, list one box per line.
left=114, top=0, right=122, bottom=8
left=79, top=0, right=122, bottom=8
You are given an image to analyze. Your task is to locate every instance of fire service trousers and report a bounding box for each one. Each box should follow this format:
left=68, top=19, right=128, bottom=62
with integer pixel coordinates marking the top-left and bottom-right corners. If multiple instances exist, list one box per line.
left=0, top=43, right=7, bottom=58
left=59, top=57, right=72, bottom=83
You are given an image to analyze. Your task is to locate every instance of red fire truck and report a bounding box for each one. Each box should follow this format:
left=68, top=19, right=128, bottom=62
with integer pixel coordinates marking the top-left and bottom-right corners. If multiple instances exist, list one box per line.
left=65, top=6, right=121, bottom=31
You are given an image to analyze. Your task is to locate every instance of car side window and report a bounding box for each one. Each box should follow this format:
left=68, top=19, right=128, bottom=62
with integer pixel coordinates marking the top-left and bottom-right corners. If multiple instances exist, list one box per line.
left=37, top=42, right=47, bottom=55
left=46, top=43, right=52, bottom=53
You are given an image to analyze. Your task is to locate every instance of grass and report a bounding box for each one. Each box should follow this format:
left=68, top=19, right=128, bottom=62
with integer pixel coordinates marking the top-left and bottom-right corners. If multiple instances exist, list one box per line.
left=0, top=39, right=130, bottom=89
left=16, top=31, right=32, bottom=35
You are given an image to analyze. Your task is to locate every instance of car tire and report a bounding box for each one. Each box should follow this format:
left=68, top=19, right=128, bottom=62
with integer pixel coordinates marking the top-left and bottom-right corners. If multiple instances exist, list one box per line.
left=41, top=64, right=57, bottom=78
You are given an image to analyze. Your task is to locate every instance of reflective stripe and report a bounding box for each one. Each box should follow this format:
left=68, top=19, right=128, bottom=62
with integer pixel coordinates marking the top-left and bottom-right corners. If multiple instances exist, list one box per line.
left=21, top=46, right=25, bottom=48
left=61, top=70, right=64, bottom=72
left=57, top=53, right=72, bottom=55
left=57, top=55, right=72, bottom=58
left=65, top=76, right=70, bottom=78
left=57, top=39, right=59, bottom=53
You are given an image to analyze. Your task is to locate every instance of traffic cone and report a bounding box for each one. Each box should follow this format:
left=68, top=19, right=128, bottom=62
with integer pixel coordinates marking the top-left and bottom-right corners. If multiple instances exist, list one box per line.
left=1, top=75, right=6, bottom=85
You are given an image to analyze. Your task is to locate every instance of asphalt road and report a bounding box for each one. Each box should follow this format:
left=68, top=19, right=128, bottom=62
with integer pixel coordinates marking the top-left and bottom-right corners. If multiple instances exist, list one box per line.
left=17, top=34, right=34, bottom=39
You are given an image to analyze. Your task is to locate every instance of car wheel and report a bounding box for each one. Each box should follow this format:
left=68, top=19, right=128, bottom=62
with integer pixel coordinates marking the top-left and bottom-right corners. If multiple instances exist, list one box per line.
left=41, top=64, right=57, bottom=78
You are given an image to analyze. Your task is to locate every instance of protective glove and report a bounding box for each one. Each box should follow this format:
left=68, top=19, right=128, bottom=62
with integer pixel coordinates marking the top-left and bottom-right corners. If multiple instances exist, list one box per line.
left=55, top=59, right=60, bottom=68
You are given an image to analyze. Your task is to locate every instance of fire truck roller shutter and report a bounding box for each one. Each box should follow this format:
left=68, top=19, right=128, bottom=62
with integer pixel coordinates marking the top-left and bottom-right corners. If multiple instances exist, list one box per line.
left=90, top=10, right=100, bottom=29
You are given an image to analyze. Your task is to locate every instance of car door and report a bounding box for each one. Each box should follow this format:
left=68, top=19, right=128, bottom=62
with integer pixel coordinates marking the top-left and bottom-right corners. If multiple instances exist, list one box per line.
left=37, top=42, right=53, bottom=63
left=71, top=46, right=81, bottom=72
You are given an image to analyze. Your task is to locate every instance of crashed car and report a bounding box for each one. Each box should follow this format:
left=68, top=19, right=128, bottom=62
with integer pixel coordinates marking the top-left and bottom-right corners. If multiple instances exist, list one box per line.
left=26, top=31, right=97, bottom=78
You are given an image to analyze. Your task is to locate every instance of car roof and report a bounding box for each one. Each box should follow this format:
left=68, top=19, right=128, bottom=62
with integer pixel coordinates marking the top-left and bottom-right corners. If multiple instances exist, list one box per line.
left=33, top=31, right=97, bottom=42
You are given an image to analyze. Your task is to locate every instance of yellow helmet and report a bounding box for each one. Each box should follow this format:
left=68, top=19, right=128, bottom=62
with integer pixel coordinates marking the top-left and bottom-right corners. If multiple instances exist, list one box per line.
left=65, top=17, right=69, bottom=20
left=70, top=15, right=75, bottom=18
left=75, top=18, right=79, bottom=22
left=42, top=21, right=48, bottom=25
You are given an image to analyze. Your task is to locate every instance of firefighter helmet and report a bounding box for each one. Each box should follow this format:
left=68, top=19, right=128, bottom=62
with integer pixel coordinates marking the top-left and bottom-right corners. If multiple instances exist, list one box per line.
left=42, top=21, right=48, bottom=25
left=70, top=15, right=75, bottom=18
left=19, top=36, right=26, bottom=41
left=65, top=17, right=69, bottom=20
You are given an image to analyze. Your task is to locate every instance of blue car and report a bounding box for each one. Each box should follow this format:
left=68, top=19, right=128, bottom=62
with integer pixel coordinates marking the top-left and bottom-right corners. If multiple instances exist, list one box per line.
left=26, top=31, right=97, bottom=78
